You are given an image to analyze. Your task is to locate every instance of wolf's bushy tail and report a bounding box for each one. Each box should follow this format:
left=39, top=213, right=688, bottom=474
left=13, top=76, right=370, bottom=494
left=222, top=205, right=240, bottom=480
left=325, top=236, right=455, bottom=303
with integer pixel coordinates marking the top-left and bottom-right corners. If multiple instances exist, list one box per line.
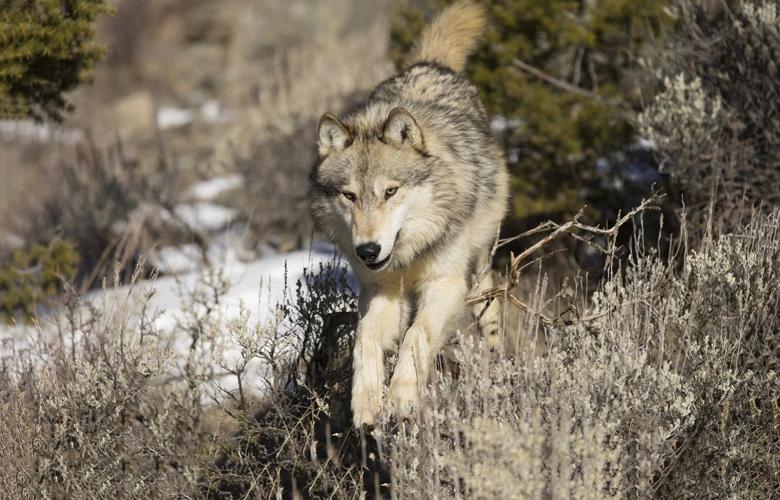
left=410, top=0, right=487, bottom=72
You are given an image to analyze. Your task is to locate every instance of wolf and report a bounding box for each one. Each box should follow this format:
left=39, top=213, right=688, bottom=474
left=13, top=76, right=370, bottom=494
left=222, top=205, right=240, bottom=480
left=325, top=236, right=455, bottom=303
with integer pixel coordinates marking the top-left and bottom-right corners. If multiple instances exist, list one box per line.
left=310, top=0, right=509, bottom=427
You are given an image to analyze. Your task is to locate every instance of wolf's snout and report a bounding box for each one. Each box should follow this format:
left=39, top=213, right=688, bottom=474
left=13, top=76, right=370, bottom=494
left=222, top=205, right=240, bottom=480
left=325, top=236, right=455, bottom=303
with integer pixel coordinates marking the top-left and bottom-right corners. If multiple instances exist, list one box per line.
left=356, top=242, right=381, bottom=263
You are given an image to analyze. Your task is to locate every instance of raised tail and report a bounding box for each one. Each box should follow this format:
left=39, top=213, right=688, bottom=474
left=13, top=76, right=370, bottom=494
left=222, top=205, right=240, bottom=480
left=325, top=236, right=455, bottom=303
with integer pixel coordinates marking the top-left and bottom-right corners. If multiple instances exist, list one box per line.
left=410, top=0, right=488, bottom=72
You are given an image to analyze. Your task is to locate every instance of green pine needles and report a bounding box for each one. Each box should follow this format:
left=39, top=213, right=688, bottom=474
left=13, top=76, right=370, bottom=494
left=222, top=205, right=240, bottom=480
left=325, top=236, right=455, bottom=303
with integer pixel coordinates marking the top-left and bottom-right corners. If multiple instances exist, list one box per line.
left=0, top=0, right=109, bottom=121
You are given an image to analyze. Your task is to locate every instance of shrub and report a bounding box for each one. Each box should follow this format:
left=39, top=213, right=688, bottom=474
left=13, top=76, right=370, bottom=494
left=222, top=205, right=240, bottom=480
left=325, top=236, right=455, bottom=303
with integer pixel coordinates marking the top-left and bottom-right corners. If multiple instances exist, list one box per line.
left=0, top=239, right=78, bottom=322
left=0, top=0, right=109, bottom=121
left=0, top=274, right=205, bottom=498
left=639, top=0, right=780, bottom=237
left=1, top=209, right=778, bottom=498
left=198, top=260, right=366, bottom=498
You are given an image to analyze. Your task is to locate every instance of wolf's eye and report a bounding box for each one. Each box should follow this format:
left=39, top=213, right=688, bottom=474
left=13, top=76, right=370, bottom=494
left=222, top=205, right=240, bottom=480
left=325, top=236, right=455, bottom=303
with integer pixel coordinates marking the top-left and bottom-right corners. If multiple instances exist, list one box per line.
left=385, top=187, right=398, bottom=199
left=342, top=191, right=357, bottom=203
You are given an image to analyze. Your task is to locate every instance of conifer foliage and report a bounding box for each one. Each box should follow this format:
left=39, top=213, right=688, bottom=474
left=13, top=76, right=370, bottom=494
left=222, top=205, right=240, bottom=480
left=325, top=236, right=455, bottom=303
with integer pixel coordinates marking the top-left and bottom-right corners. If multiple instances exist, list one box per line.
left=0, top=0, right=108, bottom=121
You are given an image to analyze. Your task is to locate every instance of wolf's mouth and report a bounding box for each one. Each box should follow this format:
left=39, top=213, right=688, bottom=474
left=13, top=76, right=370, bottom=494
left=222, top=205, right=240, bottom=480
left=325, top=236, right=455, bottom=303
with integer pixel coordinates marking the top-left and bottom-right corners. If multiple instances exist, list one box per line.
left=365, top=253, right=391, bottom=271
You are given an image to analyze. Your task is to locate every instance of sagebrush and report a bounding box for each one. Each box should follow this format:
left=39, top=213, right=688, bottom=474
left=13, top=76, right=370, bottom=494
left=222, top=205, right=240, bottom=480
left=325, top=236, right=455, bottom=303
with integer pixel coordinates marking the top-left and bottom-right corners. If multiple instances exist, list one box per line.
left=1, top=209, right=778, bottom=498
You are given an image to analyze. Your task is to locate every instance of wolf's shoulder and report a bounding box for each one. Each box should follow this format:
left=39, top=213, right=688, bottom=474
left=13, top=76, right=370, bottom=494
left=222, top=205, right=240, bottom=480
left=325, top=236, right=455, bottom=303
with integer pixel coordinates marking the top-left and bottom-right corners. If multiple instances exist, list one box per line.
left=368, top=63, right=481, bottom=112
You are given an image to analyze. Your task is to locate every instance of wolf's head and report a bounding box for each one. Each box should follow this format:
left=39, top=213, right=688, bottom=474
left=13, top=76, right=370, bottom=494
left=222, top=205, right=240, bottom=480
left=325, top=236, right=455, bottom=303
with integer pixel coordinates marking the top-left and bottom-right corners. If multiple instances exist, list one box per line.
left=310, top=107, right=449, bottom=273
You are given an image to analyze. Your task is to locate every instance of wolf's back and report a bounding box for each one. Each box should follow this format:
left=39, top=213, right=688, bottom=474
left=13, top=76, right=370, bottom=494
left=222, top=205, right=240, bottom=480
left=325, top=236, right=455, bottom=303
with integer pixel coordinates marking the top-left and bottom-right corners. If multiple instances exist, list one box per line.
left=410, top=1, right=487, bottom=73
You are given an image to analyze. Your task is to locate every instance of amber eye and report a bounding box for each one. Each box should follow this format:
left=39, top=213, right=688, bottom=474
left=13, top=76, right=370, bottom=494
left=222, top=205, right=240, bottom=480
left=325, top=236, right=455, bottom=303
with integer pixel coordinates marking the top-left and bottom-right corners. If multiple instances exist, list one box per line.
left=342, top=191, right=357, bottom=202
left=385, top=187, right=398, bottom=199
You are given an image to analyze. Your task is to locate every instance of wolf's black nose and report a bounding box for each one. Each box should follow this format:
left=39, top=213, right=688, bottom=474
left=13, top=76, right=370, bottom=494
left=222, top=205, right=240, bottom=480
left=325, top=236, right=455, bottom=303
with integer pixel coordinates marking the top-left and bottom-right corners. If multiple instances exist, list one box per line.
left=356, top=243, right=381, bottom=263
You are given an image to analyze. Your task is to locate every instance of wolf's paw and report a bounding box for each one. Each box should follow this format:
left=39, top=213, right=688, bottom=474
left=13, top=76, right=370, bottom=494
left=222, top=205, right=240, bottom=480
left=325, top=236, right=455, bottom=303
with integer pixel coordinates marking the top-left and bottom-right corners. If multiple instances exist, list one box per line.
left=351, top=378, right=382, bottom=427
left=388, top=364, right=419, bottom=419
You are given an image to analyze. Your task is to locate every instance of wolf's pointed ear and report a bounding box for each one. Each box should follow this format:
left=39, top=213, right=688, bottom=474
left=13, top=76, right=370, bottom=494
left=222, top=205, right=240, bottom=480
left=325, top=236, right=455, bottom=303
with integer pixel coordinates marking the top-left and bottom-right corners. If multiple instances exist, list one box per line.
left=382, top=107, right=425, bottom=151
left=318, top=113, right=351, bottom=157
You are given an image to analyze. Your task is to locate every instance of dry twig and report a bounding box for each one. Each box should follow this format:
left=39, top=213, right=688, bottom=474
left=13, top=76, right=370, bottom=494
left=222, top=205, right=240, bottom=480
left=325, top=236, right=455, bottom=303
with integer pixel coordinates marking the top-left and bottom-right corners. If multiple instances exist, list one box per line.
left=467, top=195, right=663, bottom=326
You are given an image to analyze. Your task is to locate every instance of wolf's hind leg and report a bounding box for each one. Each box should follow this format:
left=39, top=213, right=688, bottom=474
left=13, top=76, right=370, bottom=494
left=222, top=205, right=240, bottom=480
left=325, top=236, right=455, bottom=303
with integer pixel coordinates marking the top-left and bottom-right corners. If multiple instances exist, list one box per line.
left=352, top=288, right=404, bottom=427
left=389, top=275, right=467, bottom=418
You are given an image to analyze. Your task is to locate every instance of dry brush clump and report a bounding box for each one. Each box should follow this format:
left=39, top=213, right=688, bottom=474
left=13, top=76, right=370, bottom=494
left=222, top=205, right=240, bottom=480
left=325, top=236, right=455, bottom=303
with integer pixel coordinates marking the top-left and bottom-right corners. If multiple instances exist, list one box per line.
left=388, top=208, right=780, bottom=499
left=189, top=209, right=779, bottom=498
left=639, top=0, right=780, bottom=237
left=6, top=136, right=206, bottom=290
left=198, top=261, right=370, bottom=498
left=0, top=274, right=206, bottom=498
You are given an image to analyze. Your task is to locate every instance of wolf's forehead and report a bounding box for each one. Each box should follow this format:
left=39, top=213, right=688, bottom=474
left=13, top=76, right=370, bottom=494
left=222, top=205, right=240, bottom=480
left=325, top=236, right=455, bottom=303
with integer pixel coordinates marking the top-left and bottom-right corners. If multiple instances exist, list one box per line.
left=318, top=140, right=429, bottom=188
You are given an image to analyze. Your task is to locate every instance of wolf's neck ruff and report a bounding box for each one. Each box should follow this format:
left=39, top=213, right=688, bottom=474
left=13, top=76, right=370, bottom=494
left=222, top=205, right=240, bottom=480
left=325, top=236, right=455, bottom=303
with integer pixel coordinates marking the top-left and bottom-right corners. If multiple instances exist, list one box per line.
left=309, top=1, right=509, bottom=427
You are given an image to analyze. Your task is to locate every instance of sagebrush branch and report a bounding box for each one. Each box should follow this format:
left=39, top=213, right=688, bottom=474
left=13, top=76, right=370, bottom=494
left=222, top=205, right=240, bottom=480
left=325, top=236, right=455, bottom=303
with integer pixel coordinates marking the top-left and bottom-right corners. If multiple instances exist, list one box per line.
left=467, top=195, right=663, bottom=325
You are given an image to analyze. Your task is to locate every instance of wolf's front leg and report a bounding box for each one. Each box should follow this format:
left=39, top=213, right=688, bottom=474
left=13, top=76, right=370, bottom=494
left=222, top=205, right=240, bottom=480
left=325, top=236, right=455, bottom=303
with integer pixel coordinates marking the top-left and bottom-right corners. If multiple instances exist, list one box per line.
left=388, top=275, right=467, bottom=418
left=352, top=287, right=404, bottom=427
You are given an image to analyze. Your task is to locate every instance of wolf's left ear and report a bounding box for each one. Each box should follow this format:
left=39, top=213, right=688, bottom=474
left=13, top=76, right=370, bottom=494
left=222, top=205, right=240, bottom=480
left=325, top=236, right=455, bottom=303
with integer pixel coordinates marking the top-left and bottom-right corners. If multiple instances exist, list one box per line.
left=382, top=107, right=425, bottom=151
left=318, top=113, right=352, bottom=157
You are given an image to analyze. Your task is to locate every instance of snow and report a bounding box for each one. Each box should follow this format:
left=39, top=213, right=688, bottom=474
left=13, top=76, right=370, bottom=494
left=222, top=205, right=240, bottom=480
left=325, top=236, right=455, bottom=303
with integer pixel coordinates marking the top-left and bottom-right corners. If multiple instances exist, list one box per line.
left=187, top=174, right=244, bottom=201
left=150, top=243, right=204, bottom=275
left=490, top=115, right=523, bottom=133
left=147, top=246, right=335, bottom=330
left=0, top=167, right=347, bottom=403
left=173, top=202, right=236, bottom=232
left=637, top=137, right=656, bottom=150
left=0, top=229, right=24, bottom=250
left=156, top=101, right=231, bottom=130
left=0, top=240, right=345, bottom=401
left=111, top=242, right=341, bottom=398
left=200, top=100, right=230, bottom=123
left=156, top=107, right=196, bottom=129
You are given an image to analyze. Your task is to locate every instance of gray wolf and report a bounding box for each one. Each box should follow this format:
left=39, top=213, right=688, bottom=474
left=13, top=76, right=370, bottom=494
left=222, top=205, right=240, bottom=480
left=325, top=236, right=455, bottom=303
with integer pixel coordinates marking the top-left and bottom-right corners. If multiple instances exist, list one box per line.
left=309, top=0, right=509, bottom=427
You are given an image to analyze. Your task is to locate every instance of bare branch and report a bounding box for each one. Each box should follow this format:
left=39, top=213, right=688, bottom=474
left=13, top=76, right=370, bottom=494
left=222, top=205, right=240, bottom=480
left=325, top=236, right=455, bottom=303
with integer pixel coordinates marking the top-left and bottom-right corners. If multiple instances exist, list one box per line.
left=513, top=58, right=602, bottom=100
left=467, top=194, right=663, bottom=325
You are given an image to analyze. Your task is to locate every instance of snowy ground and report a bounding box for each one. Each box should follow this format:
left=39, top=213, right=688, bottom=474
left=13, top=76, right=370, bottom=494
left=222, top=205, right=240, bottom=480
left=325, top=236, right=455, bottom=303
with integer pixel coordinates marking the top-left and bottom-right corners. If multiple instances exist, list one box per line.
left=0, top=175, right=350, bottom=401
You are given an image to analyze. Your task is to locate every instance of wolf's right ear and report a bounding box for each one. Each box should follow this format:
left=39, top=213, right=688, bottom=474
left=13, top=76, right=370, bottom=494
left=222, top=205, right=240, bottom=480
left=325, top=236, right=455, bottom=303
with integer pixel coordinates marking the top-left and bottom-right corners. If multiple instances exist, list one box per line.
left=318, top=113, right=351, bottom=157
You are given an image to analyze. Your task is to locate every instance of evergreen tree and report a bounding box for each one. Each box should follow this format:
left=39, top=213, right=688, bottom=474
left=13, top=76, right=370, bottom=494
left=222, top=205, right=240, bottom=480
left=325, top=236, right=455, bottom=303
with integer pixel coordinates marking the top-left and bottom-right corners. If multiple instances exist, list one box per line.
left=0, top=240, right=78, bottom=323
left=0, top=0, right=108, bottom=121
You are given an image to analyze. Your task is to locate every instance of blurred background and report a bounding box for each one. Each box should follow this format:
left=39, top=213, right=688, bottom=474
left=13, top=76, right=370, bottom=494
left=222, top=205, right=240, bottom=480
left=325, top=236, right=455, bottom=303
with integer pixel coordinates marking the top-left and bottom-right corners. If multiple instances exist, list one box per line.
left=1, top=0, right=395, bottom=316
left=0, top=0, right=681, bottom=317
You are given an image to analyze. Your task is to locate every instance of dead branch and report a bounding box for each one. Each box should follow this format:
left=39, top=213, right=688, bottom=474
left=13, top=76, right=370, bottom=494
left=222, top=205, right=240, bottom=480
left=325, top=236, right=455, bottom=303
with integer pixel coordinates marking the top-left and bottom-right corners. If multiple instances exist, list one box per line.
left=512, top=58, right=602, bottom=101
left=467, top=194, right=663, bottom=325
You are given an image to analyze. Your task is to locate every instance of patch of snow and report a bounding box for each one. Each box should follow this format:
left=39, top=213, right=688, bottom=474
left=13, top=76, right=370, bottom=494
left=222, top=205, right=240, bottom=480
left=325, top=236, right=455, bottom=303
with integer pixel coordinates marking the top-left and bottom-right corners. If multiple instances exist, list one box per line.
left=153, top=246, right=337, bottom=330
left=156, top=101, right=231, bottom=130
left=200, top=100, right=232, bottom=123
left=0, top=229, right=24, bottom=250
left=173, top=202, right=236, bottom=232
left=106, top=243, right=344, bottom=399
left=0, top=242, right=348, bottom=402
left=187, top=174, right=244, bottom=201
left=151, top=244, right=204, bottom=275
left=156, top=107, right=196, bottom=129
